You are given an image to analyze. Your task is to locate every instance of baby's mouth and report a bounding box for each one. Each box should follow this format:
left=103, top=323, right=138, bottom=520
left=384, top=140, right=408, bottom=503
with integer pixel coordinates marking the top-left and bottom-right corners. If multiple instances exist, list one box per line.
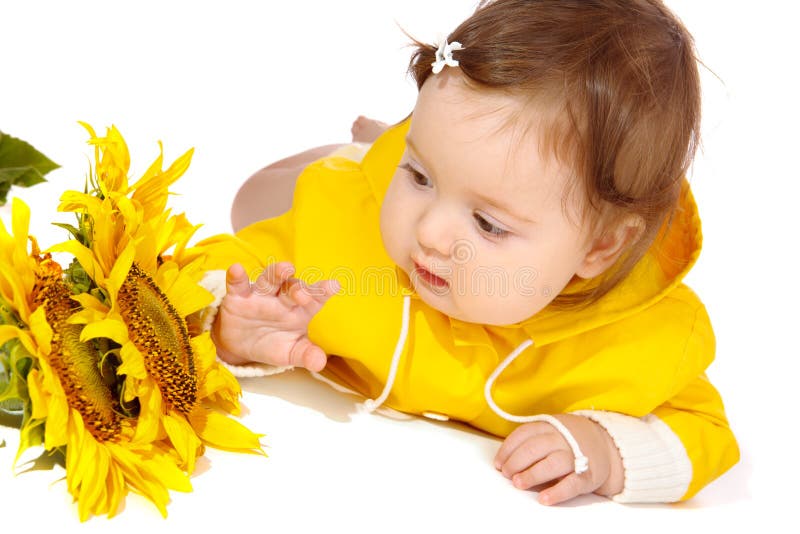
left=412, top=261, right=449, bottom=288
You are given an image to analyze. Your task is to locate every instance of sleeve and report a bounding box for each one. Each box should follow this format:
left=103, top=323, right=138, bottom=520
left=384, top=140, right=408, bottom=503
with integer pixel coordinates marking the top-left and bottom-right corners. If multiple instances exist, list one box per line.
left=650, top=373, right=740, bottom=500
left=575, top=303, right=739, bottom=503
left=182, top=206, right=297, bottom=275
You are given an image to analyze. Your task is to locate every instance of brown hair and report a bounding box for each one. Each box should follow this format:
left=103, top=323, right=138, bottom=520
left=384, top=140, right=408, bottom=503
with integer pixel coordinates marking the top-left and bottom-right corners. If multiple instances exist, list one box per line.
left=408, top=0, right=701, bottom=310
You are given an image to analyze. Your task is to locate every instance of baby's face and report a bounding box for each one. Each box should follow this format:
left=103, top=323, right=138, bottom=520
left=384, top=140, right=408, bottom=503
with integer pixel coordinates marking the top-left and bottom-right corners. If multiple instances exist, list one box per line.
left=379, top=71, right=595, bottom=325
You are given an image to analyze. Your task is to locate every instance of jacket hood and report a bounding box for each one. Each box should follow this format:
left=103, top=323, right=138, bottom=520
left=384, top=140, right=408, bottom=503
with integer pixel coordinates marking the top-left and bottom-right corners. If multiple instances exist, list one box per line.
left=515, top=178, right=703, bottom=346
left=362, top=119, right=704, bottom=348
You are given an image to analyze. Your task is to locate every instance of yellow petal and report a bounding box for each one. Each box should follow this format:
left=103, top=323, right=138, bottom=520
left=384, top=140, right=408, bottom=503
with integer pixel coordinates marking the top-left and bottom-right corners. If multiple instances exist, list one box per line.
left=48, top=240, right=106, bottom=287
left=132, top=385, right=163, bottom=444
left=43, top=382, right=69, bottom=449
left=105, top=456, right=126, bottom=519
left=191, top=331, right=218, bottom=376
left=28, top=307, right=52, bottom=356
left=106, top=240, right=136, bottom=300
left=10, top=198, right=30, bottom=252
left=118, top=341, right=148, bottom=380
left=193, top=335, right=242, bottom=414
left=105, top=443, right=170, bottom=518
left=90, top=125, right=131, bottom=195
left=14, top=329, right=38, bottom=359
left=156, top=260, right=213, bottom=317
left=163, top=213, right=202, bottom=262
left=26, top=368, right=48, bottom=419
left=132, top=147, right=194, bottom=221
left=81, top=443, right=110, bottom=519
left=136, top=141, right=165, bottom=188
left=78, top=120, right=98, bottom=139
left=145, top=446, right=193, bottom=493
left=0, top=262, right=31, bottom=323
left=70, top=292, right=109, bottom=314
left=58, top=190, right=103, bottom=215
left=66, top=413, right=87, bottom=494
left=79, top=317, right=129, bottom=345
left=188, top=408, right=264, bottom=454
left=67, top=307, right=107, bottom=325
left=0, top=324, right=25, bottom=346
left=162, top=413, right=202, bottom=473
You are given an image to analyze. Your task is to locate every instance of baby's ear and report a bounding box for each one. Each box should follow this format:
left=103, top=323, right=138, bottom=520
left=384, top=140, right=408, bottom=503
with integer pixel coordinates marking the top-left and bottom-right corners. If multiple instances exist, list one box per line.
left=575, top=214, right=644, bottom=279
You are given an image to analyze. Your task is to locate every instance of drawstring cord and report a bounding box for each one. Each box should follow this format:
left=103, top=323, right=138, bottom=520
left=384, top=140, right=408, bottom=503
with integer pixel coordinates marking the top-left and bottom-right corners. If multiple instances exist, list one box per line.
left=362, top=293, right=588, bottom=475
left=484, top=339, right=589, bottom=474
left=362, top=294, right=411, bottom=412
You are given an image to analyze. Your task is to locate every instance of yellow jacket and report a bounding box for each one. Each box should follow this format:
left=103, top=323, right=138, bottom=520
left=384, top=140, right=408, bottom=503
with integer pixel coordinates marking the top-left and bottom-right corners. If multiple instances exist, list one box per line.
left=194, top=121, right=738, bottom=503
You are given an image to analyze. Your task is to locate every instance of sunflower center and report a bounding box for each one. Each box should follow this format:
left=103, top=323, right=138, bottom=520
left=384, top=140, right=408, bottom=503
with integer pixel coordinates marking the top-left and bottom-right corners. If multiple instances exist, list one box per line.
left=32, top=260, right=122, bottom=442
left=117, top=263, right=197, bottom=414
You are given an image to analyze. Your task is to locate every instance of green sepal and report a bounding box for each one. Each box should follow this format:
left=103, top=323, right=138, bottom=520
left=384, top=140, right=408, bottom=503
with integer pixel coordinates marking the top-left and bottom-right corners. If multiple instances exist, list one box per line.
left=0, top=299, right=24, bottom=329
left=64, top=257, right=92, bottom=295
left=51, top=222, right=82, bottom=241
left=16, top=416, right=45, bottom=464
left=0, top=131, right=60, bottom=205
left=0, top=339, right=34, bottom=425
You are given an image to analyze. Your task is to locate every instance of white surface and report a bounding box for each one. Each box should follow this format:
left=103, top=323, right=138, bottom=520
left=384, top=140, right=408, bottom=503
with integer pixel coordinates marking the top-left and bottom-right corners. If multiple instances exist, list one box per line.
left=0, top=0, right=796, bottom=530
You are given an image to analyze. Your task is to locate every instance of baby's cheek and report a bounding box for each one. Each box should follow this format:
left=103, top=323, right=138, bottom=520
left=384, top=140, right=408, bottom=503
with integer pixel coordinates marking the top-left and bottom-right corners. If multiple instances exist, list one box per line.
left=463, top=262, right=549, bottom=324
left=379, top=198, right=407, bottom=260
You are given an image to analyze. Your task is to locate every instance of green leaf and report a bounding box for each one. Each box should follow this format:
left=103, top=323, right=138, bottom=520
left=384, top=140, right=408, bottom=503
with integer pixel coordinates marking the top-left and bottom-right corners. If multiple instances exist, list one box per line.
left=0, top=130, right=60, bottom=205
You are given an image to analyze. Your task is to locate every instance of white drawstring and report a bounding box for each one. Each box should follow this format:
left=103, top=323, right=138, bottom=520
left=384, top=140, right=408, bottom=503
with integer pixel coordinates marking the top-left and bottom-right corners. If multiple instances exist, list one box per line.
left=362, top=294, right=411, bottom=412
left=484, top=339, right=589, bottom=475
left=362, top=293, right=589, bottom=475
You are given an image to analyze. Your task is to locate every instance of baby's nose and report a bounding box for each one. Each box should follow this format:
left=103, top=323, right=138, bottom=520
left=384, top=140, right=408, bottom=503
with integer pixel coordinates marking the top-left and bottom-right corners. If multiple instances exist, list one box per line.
left=415, top=203, right=459, bottom=259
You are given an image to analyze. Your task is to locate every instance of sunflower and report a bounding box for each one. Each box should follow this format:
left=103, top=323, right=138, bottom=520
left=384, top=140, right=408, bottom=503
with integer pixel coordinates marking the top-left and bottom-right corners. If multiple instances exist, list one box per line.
left=52, top=125, right=262, bottom=466
left=67, top=252, right=261, bottom=470
left=0, top=200, right=192, bottom=519
left=0, top=125, right=264, bottom=520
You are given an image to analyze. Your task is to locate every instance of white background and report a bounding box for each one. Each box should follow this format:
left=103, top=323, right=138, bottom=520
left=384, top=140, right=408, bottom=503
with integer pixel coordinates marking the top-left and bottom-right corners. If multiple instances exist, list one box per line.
left=1, top=0, right=797, bottom=531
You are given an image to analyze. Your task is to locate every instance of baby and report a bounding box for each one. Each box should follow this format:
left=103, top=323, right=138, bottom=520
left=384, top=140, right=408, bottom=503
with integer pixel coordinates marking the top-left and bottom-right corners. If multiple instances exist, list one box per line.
left=199, top=0, right=738, bottom=506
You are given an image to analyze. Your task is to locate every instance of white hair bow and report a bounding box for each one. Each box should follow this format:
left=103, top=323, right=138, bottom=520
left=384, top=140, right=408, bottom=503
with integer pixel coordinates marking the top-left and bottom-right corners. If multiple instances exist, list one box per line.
left=431, top=39, right=464, bottom=74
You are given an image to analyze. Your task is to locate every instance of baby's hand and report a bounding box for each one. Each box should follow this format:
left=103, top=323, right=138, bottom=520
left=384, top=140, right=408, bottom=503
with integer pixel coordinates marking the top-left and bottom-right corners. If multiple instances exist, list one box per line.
left=212, top=261, right=340, bottom=372
left=494, top=414, right=624, bottom=505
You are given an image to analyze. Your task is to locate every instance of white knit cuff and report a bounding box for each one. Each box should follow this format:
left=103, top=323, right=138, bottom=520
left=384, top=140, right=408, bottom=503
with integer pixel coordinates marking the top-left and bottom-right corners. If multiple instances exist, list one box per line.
left=572, top=410, right=692, bottom=503
left=218, top=360, right=294, bottom=378
left=198, top=269, right=293, bottom=378
left=194, top=270, right=227, bottom=333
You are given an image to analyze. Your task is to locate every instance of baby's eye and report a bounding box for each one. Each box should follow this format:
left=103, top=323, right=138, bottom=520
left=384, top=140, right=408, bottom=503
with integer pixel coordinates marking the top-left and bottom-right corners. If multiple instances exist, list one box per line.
left=474, top=213, right=509, bottom=239
left=401, top=163, right=432, bottom=187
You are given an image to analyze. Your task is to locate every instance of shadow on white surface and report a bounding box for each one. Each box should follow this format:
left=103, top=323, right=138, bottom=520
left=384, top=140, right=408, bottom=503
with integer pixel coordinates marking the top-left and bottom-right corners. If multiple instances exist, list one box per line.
left=242, top=369, right=362, bottom=423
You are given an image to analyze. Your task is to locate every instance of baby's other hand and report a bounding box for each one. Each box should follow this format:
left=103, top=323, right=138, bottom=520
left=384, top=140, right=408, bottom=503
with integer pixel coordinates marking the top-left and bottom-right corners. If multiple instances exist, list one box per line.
left=212, top=261, right=340, bottom=372
left=493, top=414, right=624, bottom=505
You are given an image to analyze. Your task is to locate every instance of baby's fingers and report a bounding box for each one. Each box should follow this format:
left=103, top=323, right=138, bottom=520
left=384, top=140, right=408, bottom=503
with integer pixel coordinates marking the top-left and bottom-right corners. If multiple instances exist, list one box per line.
left=308, top=279, right=342, bottom=304
left=287, top=337, right=328, bottom=372
left=286, top=279, right=341, bottom=310
left=226, top=263, right=252, bottom=297
left=509, top=449, right=574, bottom=491
left=537, top=472, right=592, bottom=506
left=498, top=432, right=566, bottom=480
left=253, top=262, right=296, bottom=296
left=495, top=422, right=555, bottom=470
